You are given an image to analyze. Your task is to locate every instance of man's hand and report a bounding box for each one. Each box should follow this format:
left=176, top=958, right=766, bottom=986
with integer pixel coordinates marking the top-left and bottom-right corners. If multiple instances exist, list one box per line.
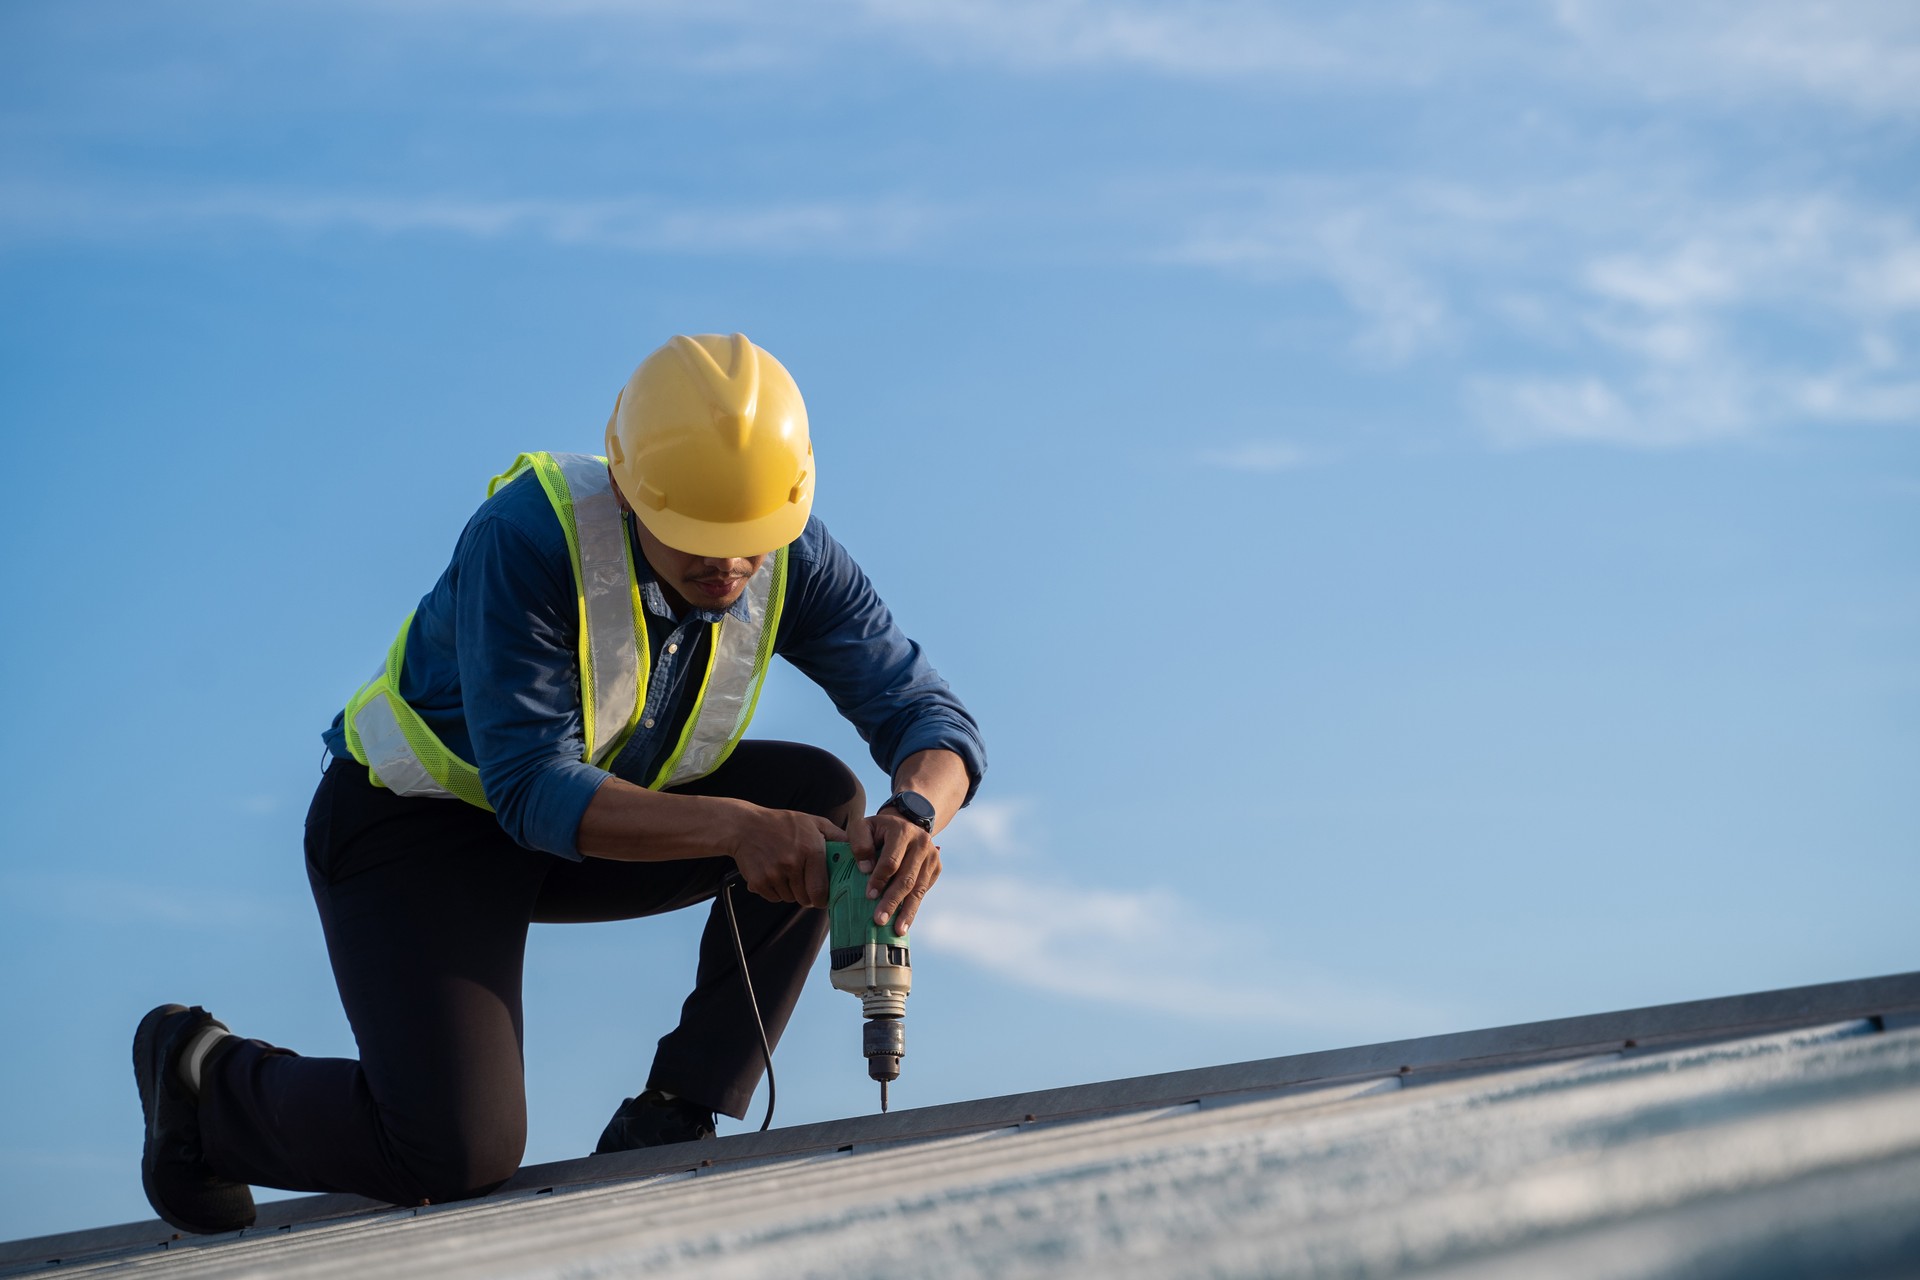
left=851, top=810, right=942, bottom=932
left=841, top=748, right=971, bottom=932
left=588, top=746, right=968, bottom=926
left=723, top=802, right=843, bottom=909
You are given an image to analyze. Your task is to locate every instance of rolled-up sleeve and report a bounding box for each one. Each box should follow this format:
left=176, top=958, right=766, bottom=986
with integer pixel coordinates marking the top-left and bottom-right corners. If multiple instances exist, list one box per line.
left=778, top=521, right=987, bottom=803
left=452, top=515, right=609, bottom=859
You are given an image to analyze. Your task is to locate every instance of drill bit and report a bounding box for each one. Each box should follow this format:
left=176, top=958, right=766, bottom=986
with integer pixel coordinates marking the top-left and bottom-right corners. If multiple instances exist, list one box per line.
left=881, top=1080, right=889, bottom=1113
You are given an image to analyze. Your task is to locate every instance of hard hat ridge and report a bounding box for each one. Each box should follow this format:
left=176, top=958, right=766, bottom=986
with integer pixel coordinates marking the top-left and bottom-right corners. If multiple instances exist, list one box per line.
left=668, top=333, right=761, bottom=452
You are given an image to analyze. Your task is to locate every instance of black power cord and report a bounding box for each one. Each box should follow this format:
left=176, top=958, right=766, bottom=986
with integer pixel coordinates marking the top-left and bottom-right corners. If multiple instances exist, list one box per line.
left=721, top=879, right=776, bottom=1132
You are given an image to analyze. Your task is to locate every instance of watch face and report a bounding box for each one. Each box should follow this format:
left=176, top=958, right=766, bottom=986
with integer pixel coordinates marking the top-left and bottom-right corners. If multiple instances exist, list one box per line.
left=888, top=791, right=936, bottom=828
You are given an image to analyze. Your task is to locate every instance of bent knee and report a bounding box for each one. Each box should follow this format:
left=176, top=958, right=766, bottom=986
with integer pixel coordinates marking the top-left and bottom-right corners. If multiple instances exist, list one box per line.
left=401, top=1125, right=525, bottom=1205
left=780, top=744, right=865, bottom=822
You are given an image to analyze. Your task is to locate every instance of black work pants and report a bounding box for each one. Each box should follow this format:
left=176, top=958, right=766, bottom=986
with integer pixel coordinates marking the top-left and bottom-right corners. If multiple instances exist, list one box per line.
left=196, top=740, right=855, bottom=1207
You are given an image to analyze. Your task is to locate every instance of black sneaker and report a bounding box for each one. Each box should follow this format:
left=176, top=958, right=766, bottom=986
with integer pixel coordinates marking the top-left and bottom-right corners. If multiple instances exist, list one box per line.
left=594, top=1089, right=718, bottom=1154
left=133, top=1004, right=256, bottom=1234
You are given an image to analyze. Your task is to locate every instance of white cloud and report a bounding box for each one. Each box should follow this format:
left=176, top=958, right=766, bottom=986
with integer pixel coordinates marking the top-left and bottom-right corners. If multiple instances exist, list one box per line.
left=1472, top=376, right=1634, bottom=447
left=940, top=797, right=1032, bottom=857
left=1469, top=374, right=1751, bottom=450
left=361, top=0, right=1365, bottom=79
left=917, top=872, right=1448, bottom=1036
left=1166, top=176, right=1552, bottom=366
left=341, top=0, right=1920, bottom=116
left=846, top=0, right=1359, bottom=79
left=1485, top=196, right=1920, bottom=445
left=0, top=181, right=941, bottom=257
left=1790, top=371, right=1920, bottom=424
left=11, top=175, right=1912, bottom=451
left=818, top=1, right=1920, bottom=117
left=1198, top=441, right=1313, bottom=473
left=1169, top=177, right=1920, bottom=447
left=1550, top=0, right=1920, bottom=118
left=1169, top=189, right=1466, bottom=362
left=1578, top=198, right=1920, bottom=320
left=3, top=874, right=298, bottom=930
left=12, top=6, right=1915, bottom=454
left=916, top=800, right=1431, bottom=1034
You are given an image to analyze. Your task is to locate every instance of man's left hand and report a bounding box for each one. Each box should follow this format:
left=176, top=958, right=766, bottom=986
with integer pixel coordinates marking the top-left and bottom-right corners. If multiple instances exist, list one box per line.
left=848, top=810, right=941, bottom=932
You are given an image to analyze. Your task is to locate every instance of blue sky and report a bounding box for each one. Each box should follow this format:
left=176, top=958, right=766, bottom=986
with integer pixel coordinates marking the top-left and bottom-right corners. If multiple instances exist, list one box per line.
left=2, top=0, right=1916, bottom=1243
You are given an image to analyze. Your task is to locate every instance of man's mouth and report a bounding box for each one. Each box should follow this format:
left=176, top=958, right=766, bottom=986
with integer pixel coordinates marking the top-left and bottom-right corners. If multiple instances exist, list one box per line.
left=690, top=577, right=743, bottom=599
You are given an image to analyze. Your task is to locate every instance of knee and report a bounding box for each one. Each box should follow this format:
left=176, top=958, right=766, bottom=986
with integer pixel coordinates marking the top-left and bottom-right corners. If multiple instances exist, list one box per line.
left=833, top=765, right=867, bottom=828
left=785, top=745, right=865, bottom=824
left=401, top=1121, right=525, bottom=1206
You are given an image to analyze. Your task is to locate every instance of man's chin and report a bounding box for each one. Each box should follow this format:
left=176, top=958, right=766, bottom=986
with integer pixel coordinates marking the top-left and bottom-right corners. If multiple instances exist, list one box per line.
left=686, top=582, right=747, bottom=609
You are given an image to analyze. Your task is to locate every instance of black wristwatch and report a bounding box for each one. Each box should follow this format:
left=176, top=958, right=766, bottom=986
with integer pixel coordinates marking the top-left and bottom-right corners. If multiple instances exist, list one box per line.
left=881, top=789, right=936, bottom=832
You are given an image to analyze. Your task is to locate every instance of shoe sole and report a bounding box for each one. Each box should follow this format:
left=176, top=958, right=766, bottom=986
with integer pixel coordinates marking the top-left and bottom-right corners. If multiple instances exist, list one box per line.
left=133, top=1004, right=256, bottom=1235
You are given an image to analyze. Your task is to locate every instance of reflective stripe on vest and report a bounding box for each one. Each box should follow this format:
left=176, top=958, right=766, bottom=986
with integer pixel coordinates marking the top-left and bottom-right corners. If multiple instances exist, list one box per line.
left=341, top=451, right=789, bottom=809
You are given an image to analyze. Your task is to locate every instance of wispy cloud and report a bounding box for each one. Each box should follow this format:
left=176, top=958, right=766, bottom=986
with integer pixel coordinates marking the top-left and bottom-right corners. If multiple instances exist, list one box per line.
left=940, top=797, right=1032, bottom=858
left=1197, top=441, right=1314, bottom=473
left=0, top=181, right=943, bottom=257
left=847, top=0, right=1363, bottom=79
left=1478, top=196, right=1920, bottom=446
left=1168, top=178, right=1920, bottom=447
left=923, top=800, right=1428, bottom=1033
left=12, top=4, right=1914, bottom=456
left=352, top=0, right=1370, bottom=80
left=1164, top=177, right=1535, bottom=364
left=342, top=0, right=1920, bottom=116
left=1549, top=0, right=1920, bottom=118
left=3, top=873, right=299, bottom=930
left=917, top=872, right=1450, bottom=1037
left=11, top=174, right=1911, bottom=449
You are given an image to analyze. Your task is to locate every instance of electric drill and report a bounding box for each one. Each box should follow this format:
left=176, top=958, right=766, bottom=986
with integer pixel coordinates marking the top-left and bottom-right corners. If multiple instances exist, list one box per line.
left=825, top=839, right=911, bottom=1112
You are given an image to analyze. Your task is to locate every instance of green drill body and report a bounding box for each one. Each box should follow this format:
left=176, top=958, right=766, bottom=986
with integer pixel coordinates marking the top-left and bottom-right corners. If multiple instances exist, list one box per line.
left=824, top=840, right=911, bottom=1110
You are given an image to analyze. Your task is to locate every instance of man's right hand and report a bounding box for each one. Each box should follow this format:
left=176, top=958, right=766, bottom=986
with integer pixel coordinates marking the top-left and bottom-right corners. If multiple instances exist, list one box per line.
left=721, top=802, right=841, bottom=909
left=574, top=779, right=841, bottom=909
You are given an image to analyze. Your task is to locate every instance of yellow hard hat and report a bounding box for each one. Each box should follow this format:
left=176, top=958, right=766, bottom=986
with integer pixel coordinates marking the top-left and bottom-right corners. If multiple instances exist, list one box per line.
left=605, top=333, right=814, bottom=558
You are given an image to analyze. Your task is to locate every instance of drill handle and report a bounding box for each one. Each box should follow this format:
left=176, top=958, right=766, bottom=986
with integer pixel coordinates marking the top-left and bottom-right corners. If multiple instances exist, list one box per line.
left=825, top=840, right=909, bottom=950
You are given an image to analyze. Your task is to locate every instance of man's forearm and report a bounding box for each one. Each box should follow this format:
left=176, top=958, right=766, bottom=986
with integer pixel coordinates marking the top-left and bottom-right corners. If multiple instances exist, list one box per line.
left=574, top=776, right=747, bottom=862
left=574, top=769, right=848, bottom=907
left=888, top=748, right=970, bottom=833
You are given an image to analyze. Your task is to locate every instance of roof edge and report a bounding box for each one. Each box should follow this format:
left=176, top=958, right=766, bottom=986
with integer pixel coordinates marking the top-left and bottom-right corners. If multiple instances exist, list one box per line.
left=7, top=968, right=1918, bottom=1271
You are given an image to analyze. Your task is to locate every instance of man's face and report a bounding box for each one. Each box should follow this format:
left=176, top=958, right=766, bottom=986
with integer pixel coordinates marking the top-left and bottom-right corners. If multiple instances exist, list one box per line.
left=628, top=510, right=769, bottom=615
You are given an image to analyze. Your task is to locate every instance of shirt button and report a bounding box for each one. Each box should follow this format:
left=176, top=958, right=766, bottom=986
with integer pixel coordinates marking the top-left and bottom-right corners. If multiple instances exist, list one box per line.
left=643, top=718, right=655, bottom=728
left=667, top=643, right=678, bottom=654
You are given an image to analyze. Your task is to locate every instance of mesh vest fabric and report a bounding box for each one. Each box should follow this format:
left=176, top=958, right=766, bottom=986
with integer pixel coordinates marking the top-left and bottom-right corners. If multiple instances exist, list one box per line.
left=343, top=451, right=789, bottom=811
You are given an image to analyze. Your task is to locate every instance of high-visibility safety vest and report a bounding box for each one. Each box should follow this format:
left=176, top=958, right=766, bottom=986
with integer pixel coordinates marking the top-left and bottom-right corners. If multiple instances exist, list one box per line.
left=342, top=451, right=790, bottom=810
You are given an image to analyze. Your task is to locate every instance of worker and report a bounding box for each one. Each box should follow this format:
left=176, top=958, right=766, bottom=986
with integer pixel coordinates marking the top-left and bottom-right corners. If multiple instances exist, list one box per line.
left=131, top=333, right=985, bottom=1234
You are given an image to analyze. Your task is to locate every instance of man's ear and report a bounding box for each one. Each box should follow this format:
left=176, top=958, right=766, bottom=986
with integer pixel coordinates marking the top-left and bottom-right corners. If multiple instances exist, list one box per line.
left=605, top=463, right=633, bottom=514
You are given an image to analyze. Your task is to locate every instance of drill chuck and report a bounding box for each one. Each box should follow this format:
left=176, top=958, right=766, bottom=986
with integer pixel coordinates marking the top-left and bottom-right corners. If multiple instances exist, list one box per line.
left=863, top=1016, right=905, bottom=1083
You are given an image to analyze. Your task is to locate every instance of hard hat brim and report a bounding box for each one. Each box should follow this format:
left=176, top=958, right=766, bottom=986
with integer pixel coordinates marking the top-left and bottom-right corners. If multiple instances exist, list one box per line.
left=632, top=498, right=811, bottom=560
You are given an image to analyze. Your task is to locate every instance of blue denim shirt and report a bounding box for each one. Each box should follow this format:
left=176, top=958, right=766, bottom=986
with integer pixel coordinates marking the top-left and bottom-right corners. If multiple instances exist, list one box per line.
left=323, top=466, right=986, bottom=859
